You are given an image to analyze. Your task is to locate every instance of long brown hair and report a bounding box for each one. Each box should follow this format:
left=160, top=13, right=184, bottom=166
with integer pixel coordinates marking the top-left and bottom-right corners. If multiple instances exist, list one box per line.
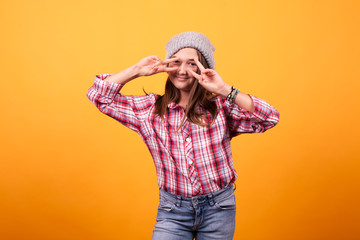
left=154, top=50, right=218, bottom=127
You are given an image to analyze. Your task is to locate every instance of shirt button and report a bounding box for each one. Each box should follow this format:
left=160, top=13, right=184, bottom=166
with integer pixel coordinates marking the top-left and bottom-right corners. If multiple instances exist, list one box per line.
left=186, top=138, right=191, bottom=142
left=188, top=160, right=193, bottom=165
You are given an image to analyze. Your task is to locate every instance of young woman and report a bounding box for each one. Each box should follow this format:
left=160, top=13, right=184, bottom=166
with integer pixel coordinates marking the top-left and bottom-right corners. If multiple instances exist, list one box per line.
left=87, top=31, right=279, bottom=240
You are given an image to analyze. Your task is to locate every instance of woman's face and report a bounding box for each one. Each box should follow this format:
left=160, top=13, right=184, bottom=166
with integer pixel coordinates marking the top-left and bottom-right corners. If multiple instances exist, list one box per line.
left=167, top=47, right=199, bottom=94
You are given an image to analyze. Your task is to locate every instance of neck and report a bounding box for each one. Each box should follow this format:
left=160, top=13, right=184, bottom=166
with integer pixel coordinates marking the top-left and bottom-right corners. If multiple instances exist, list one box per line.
left=178, top=91, right=190, bottom=109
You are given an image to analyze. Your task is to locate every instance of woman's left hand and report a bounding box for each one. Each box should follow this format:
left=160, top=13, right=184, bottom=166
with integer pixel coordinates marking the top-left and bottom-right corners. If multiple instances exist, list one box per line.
left=188, top=59, right=231, bottom=97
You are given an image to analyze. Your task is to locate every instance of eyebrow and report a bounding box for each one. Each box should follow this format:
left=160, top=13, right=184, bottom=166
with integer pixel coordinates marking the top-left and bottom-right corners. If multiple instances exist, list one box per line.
left=170, top=56, right=196, bottom=61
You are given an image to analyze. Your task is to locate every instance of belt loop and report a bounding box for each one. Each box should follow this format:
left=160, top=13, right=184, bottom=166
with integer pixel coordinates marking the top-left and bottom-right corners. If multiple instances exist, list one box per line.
left=175, top=195, right=182, bottom=207
left=207, top=194, right=215, bottom=206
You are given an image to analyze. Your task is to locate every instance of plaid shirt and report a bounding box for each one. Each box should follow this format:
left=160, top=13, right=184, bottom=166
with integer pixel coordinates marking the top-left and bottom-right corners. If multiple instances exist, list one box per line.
left=87, top=74, right=280, bottom=197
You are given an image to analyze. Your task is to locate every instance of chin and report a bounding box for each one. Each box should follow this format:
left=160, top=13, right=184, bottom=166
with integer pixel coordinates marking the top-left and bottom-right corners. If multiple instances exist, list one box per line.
left=171, top=80, right=192, bottom=91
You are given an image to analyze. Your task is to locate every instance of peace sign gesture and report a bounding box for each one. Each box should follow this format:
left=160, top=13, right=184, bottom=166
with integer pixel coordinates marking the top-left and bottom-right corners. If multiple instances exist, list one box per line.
left=188, top=59, right=232, bottom=97
left=135, top=55, right=179, bottom=77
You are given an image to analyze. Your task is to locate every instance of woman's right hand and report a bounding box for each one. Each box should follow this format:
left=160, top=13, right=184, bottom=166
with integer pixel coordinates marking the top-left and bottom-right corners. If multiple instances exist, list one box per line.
left=135, top=55, right=179, bottom=77
left=103, top=56, right=179, bottom=85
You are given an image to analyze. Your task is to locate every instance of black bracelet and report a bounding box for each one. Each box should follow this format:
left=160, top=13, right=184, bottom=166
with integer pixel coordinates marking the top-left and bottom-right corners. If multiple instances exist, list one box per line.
left=226, top=86, right=235, bottom=101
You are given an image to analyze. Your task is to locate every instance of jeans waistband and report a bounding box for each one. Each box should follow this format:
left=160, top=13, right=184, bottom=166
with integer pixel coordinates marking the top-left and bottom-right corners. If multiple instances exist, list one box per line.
left=159, top=185, right=235, bottom=207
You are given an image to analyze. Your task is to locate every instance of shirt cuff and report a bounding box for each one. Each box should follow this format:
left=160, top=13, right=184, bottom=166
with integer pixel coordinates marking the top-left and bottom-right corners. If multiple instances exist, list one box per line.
left=249, top=95, right=276, bottom=121
left=93, top=74, right=124, bottom=100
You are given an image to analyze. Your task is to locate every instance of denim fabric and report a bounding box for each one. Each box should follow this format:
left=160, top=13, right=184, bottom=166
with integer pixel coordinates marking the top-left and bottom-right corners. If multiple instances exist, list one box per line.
left=151, top=185, right=236, bottom=240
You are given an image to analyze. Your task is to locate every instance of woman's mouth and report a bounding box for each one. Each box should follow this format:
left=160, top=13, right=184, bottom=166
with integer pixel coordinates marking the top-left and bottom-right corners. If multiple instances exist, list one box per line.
left=176, top=75, right=189, bottom=81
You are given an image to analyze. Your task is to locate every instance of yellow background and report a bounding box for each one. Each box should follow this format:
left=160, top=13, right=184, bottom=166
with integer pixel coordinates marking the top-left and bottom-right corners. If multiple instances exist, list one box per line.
left=1, top=0, right=359, bottom=239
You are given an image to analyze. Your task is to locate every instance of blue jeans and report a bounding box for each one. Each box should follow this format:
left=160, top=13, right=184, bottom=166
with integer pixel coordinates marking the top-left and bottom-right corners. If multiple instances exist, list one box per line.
left=151, top=185, right=236, bottom=240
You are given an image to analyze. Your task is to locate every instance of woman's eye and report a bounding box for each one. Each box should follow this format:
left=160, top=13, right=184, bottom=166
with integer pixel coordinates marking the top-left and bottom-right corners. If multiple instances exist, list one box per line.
left=169, top=61, right=180, bottom=66
left=189, top=62, right=196, bottom=66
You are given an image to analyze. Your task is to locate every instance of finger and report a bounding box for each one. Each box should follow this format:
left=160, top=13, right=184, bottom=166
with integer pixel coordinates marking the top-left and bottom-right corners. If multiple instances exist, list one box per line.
left=156, top=66, right=178, bottom=73
left=194, top=58, right=206, bottom=72
left=197, top=78, right=205, bottom=87
left=150, top=55, right=160, bottom=62
left=203, top=69, right=216, bottom=76
left=188, top=69, right=202, bottom=80
left=162, top=66, right=178, bottom=72
left=151, top=65, right=160, bottom=73
left=161, top=57, right=180, bottom=65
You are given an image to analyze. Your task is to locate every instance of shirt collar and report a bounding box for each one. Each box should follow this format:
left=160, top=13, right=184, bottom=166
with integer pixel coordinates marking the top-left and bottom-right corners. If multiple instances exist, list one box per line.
left=168, top=101, right=184, bottom=110
left=167, top=101, right=205, bottom=111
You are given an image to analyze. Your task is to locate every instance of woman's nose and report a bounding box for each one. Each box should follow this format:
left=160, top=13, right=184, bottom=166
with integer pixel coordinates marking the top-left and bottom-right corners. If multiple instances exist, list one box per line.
left=178, top=64, right=187, bottom=74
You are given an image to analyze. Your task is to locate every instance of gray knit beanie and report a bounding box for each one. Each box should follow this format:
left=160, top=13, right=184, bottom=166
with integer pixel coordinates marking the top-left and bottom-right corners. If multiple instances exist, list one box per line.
left=165, top=31, right=215, bottom=69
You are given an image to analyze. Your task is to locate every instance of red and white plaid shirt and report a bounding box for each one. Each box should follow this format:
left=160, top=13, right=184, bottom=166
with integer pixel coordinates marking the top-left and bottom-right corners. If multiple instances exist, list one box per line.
left=87, top=74, right=280, bottom=197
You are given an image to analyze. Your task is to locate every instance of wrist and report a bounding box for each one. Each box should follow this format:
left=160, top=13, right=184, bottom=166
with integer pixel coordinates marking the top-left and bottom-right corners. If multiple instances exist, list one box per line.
left=219, top=84, right=232, bottom=98
left=130, top=64, right=142, bottom=78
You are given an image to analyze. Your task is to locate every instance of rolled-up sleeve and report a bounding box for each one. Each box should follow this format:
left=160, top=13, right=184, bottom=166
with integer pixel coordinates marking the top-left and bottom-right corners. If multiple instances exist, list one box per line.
left=225, top=95, right=280, bottom=138
left=86, top=74, right=156, bottom=133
